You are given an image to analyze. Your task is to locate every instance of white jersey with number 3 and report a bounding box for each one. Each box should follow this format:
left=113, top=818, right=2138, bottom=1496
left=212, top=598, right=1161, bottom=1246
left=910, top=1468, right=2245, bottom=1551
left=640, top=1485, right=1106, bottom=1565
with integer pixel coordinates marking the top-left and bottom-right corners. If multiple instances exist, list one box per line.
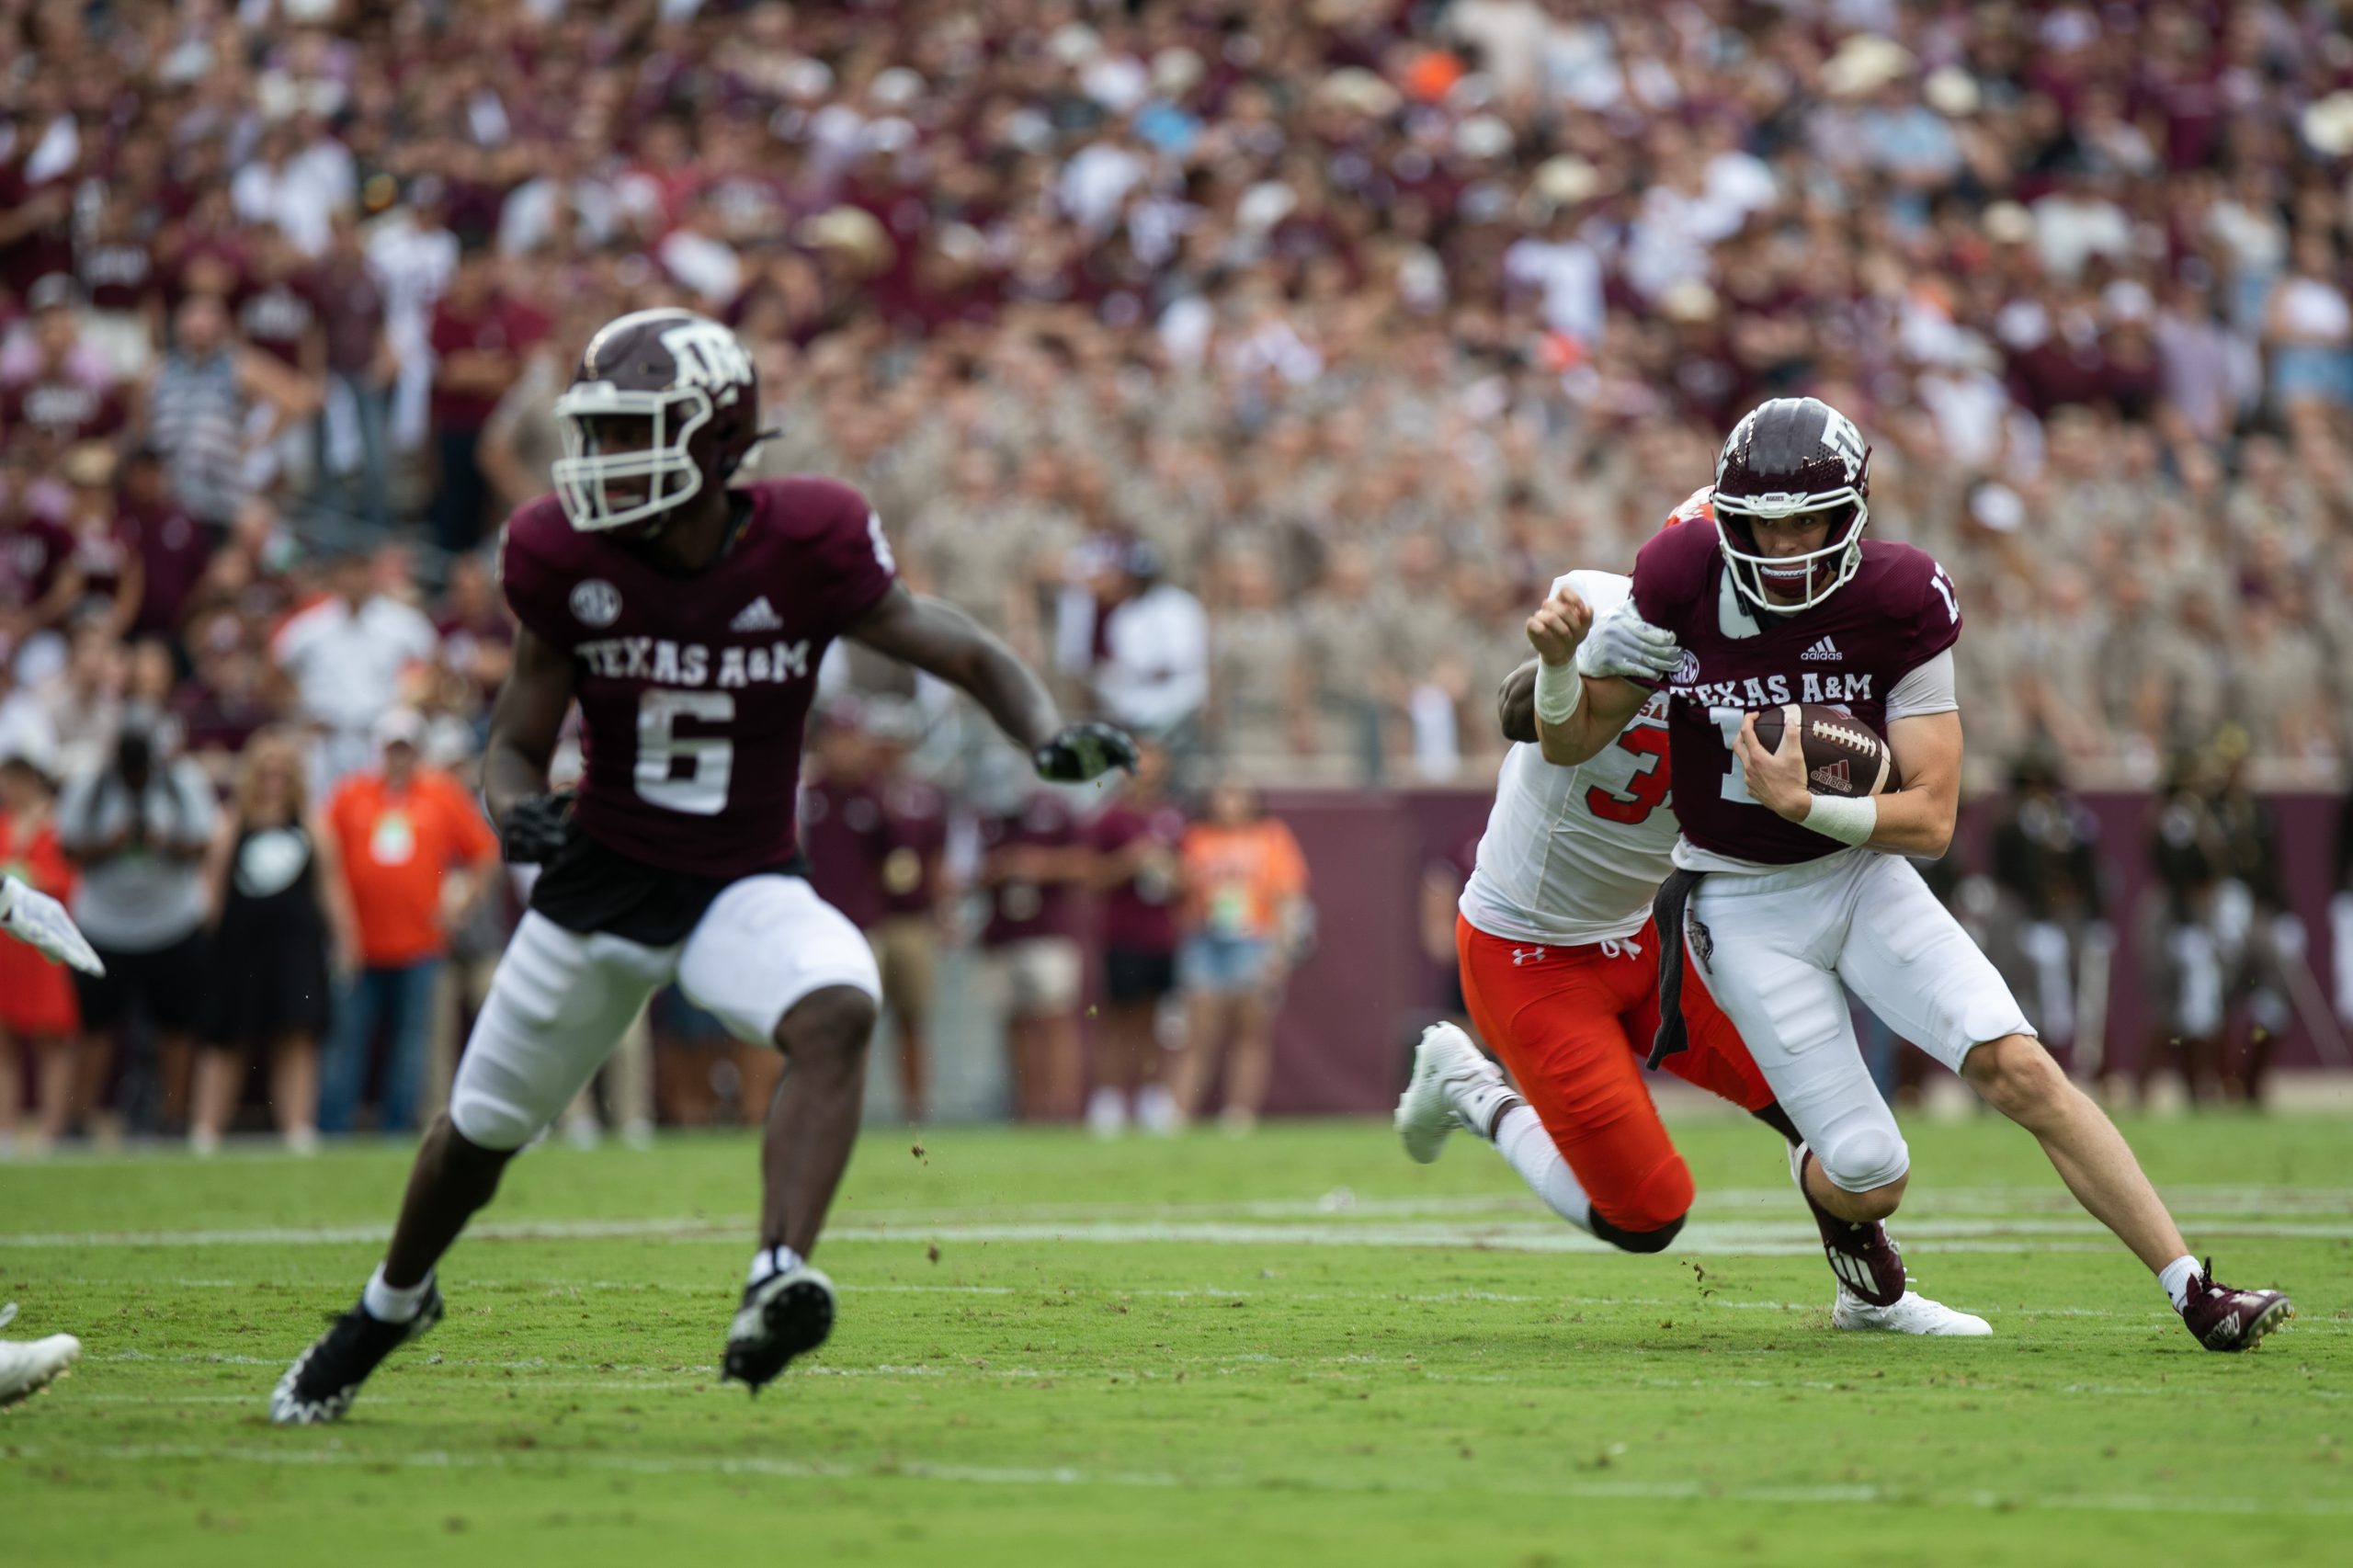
left=1458, top=571, right=1677, bottom=948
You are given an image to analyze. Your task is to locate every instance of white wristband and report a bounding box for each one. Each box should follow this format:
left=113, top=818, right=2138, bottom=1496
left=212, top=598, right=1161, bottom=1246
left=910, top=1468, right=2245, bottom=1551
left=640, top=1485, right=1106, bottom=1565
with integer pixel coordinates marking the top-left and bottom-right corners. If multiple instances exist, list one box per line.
left=1802, top=792, right=1879, bottom=846
left=1534, top=659, right=1582, bottom=725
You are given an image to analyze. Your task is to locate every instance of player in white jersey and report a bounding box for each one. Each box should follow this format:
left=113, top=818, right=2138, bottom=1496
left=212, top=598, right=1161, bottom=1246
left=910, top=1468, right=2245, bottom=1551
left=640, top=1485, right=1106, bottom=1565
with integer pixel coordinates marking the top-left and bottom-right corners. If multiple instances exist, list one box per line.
left=1396, top=573, right=1984, bottom=1332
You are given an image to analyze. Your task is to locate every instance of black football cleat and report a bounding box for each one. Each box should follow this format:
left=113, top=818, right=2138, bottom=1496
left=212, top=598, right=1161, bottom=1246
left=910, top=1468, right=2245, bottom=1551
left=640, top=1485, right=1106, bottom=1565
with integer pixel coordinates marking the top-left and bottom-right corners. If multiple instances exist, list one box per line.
left=1790, top=1142, right=1907, bottom=1307
left=2179, top=1260, right=2293, bottom=1352
left=269, top=1285, right=444, bottom=1426
left=722, top=1264, right=835, bottom=1394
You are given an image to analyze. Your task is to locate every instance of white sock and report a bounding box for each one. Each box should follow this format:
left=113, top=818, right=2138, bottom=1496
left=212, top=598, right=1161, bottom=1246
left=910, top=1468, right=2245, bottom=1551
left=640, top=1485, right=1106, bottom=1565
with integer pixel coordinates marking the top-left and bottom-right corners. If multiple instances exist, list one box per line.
left=2159, top=1254, right=2201, bottom=1312
left=1489, top=1104, right=1595, bottom=1234
left=362, top=1264, right=435, bottom=1324
left=1449, top=1076, right=1523, bottom=1142
left=748, top=1244, right=805, bottom=1287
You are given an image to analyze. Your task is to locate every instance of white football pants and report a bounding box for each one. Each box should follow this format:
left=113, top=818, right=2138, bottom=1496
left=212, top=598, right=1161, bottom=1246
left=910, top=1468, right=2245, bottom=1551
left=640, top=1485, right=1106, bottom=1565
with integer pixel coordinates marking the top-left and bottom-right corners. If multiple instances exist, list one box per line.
left=449, top=875, right=880, bottom=1150
left=1682, top=847, right=2034, bottom=1194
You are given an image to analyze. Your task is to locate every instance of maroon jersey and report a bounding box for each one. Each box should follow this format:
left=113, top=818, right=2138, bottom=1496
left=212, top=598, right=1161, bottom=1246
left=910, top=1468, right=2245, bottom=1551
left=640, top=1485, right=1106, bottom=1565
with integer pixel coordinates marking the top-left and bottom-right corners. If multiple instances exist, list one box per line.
left=69, top=517, right=133, bottom=604
left=498, top=477, right=898, bottom=881
left=237, top=275, right=322, bottom=369
left=120, top=499, right=212, bottom=638
left=0, top=515, right=74, bottom=611
left=0, top=373, right=124, bottom=448
left=79, top=238, right=157, bottom=312
left=1091, top=799, right=1187, bottom=954
left=979, top=792, right=1083, bottom=946
left=800, top=775, right=890, bottom=931
left=1631, top=508, right=1961, bottom=866
left=878, top=777, right=948, bottom=918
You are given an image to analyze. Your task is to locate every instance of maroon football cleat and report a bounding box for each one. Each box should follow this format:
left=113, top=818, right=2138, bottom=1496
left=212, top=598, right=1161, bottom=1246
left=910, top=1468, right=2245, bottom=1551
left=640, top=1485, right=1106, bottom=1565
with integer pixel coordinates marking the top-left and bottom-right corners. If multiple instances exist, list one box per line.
left=2179, top=1260, right=2293, bottom=1352
left=1790, top=1143, right=1906, bottom=1307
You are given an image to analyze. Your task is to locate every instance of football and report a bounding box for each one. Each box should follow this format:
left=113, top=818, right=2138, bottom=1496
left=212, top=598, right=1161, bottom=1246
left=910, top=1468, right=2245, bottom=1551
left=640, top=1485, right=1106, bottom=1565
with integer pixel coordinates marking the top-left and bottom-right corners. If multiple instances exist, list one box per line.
left=1751, top=702, right=1900, bottom=797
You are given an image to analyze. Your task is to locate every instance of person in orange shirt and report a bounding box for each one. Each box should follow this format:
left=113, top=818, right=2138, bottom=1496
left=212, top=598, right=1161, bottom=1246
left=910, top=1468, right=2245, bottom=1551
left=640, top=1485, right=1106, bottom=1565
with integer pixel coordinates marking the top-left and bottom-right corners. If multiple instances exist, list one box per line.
left=319, top=709, right=499, bottom=1134
left=0, top=736, right=79, bottom=1156
left=1172, top=779, right=1311, bottom=1134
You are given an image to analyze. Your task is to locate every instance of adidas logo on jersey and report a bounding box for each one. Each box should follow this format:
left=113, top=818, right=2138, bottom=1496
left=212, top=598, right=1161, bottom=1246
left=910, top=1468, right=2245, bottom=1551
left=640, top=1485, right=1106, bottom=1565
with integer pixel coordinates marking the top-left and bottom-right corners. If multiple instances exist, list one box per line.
left=730, top=597, right=785, bottom=633
left=1802, top=635, right=1842, bottom=661
left=1811, top=758, right=1851, bottom=791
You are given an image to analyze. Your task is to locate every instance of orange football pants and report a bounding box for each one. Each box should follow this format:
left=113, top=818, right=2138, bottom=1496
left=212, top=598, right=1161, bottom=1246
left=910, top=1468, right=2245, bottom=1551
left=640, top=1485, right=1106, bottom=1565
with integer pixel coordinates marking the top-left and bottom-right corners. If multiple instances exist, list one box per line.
left=1455, top=914, right=1774, bottom=1234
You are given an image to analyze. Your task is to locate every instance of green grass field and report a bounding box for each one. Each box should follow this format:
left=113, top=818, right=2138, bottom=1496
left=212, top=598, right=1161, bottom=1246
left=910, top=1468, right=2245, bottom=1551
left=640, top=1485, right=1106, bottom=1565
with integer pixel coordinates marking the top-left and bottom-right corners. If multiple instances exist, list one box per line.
left=3, top=1111, right=2347, bottom=1566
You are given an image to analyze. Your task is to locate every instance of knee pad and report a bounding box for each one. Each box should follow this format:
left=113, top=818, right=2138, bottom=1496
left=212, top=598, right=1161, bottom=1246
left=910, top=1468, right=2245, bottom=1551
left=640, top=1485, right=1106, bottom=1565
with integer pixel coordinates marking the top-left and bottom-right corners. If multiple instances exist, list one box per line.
left=1815, top=1118, right=1910, bottom=1194
left=1589, top=1153, right=1695, bottom=1247
left=1589, top=1207, right=1687, bottom=1255
left=447, top=1085, right=539, bottom=1153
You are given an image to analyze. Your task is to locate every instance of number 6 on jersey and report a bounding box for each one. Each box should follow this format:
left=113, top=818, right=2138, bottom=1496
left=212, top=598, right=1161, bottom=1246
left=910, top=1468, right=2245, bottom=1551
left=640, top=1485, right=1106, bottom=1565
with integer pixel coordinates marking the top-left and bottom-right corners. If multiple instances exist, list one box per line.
left=637, top=689, right=734, bottom=815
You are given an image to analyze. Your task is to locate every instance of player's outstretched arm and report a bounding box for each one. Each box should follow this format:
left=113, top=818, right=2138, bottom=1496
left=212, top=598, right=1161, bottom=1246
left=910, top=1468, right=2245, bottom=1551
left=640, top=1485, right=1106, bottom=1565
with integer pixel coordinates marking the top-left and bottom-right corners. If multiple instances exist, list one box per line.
left=1733, top=709, right=1961, bottom=859
left=848, top=585, right=1137, bottom=781
left=1522, top=582, right=1651, bottom=767
left=482, top=625, right=580, bottom=861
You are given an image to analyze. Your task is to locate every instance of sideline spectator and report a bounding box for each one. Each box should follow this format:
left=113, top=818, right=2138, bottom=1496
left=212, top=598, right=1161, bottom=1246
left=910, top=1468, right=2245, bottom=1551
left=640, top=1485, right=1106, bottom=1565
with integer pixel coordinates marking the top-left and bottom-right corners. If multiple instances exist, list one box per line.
left=1173, top=780, right=1310, bottom=1135
left=318, top=709, right=498, bottom=1135
left=1986, top=751, right=2111, bottom=1075
left=1086, top=739, right=1187, bottom=1137
left=54, top=711, right=217, bottom=1141
left=977, top=779, right=1090, bottom=1122
left=0, top=731, right=75, bottom=1156
left=192, top=728, right=356, bottom=1156
left=869, top=701, right=950, bottom=1126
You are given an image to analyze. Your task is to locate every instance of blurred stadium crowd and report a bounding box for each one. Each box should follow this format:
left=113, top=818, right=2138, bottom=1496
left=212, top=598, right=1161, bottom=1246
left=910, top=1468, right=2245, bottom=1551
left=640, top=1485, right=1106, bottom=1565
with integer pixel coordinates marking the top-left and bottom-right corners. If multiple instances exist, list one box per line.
left=6, top=0, right=2353, bottom=1143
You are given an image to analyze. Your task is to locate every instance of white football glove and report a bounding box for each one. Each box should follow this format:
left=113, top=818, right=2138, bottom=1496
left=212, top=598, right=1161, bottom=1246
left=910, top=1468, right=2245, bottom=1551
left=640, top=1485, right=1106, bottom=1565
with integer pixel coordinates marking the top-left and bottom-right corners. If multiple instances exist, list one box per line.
left=0, top=874, right=105, bottom=977
left=1576, top=601, right=1681, bottom=682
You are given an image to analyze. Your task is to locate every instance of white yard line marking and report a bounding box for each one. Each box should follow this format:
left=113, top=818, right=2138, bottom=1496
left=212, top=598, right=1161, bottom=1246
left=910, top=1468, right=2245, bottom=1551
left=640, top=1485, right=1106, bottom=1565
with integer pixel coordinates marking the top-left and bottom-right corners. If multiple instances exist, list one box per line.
left=9, top=1441, right=2349, bottom=1518
left=14, top=1213, right=2352, bottom=1253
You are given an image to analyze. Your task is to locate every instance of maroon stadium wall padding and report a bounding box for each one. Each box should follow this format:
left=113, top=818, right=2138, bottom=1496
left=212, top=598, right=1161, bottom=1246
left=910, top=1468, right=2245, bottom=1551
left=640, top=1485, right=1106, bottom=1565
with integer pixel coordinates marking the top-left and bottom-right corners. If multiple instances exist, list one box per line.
left=1245, top=790, right=2347, bottom=1118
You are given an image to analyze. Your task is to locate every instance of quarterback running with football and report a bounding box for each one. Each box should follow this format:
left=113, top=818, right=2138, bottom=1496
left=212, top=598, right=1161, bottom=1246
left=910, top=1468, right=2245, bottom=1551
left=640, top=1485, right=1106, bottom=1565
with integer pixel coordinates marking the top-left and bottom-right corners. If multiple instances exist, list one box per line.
left=1530, top=395, right=2290, bottom=1350
left=271, top=310, right=1135, bottom=1424
left=1395, top=570, right=1985, bottom=1333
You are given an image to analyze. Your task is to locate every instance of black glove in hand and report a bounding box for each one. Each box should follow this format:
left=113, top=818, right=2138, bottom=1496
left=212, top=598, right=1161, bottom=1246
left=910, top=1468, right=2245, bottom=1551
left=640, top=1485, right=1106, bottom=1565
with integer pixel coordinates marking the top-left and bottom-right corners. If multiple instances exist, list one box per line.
left=1032, top=722, right=1139, bottom=783
left=500, top=790, right=576, bottom=864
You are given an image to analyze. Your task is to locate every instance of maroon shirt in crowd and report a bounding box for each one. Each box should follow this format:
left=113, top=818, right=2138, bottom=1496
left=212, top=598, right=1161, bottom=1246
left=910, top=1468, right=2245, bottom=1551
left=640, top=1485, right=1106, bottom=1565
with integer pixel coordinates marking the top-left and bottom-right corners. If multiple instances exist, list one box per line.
left=79, top=236, right=158, bottom=312
left=801, top=775, right=891, bottom=931
left=1090, top=798, right=1187, bottom=956
left=0, top=514, right=74, bottom=612
left=979, top=791, right=1083, bottom=947
left=878, top=776, right=948, bottom=918
left=0, top=371, right=125, bottom=449
left=119, top=496, right=212, bottom=639
left=237, top=273, right=324, bottom=369
left=430, top=293, right=549, bottom=431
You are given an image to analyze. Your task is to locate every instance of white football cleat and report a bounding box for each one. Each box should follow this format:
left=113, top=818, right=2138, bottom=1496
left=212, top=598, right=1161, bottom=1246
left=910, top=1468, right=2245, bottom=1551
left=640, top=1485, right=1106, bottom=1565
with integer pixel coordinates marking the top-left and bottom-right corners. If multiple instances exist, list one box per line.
left=1832, top=1285, right=1993, bottom=1336
left=0, top=1303, right=82, bottom=1410
left=0, top=874, right=104, bottom=976
left=1395, top=1022, right=1500, bottom=1164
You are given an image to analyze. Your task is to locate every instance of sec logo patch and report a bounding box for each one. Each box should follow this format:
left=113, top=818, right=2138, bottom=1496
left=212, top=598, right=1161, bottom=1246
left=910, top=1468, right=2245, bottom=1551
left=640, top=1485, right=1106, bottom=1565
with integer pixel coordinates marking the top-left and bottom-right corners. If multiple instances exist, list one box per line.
left=570, top=578, right=622, bottom=627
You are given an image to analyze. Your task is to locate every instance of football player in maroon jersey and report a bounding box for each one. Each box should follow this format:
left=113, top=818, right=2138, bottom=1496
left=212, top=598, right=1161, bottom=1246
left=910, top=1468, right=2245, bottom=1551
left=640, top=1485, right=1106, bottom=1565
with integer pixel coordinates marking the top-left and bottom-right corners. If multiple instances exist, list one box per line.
left=272, top=310, right=1135, bottom=1424
left=1527, top=396, right=2290, bottom=1353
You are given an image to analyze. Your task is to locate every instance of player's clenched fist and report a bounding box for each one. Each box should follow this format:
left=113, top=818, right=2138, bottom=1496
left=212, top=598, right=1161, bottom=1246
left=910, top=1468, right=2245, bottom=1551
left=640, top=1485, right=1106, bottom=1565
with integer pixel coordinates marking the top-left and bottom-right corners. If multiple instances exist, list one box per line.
left=1524, top=583, right=1593, bottom=667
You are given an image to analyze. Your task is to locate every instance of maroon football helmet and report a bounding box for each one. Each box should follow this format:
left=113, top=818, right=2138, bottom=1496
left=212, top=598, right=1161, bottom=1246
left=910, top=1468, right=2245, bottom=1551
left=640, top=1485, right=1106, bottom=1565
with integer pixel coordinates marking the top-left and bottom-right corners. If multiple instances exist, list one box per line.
left=551, top=308, right=760, bottom=532
left=1710, top=396, right=1871, bottom=611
